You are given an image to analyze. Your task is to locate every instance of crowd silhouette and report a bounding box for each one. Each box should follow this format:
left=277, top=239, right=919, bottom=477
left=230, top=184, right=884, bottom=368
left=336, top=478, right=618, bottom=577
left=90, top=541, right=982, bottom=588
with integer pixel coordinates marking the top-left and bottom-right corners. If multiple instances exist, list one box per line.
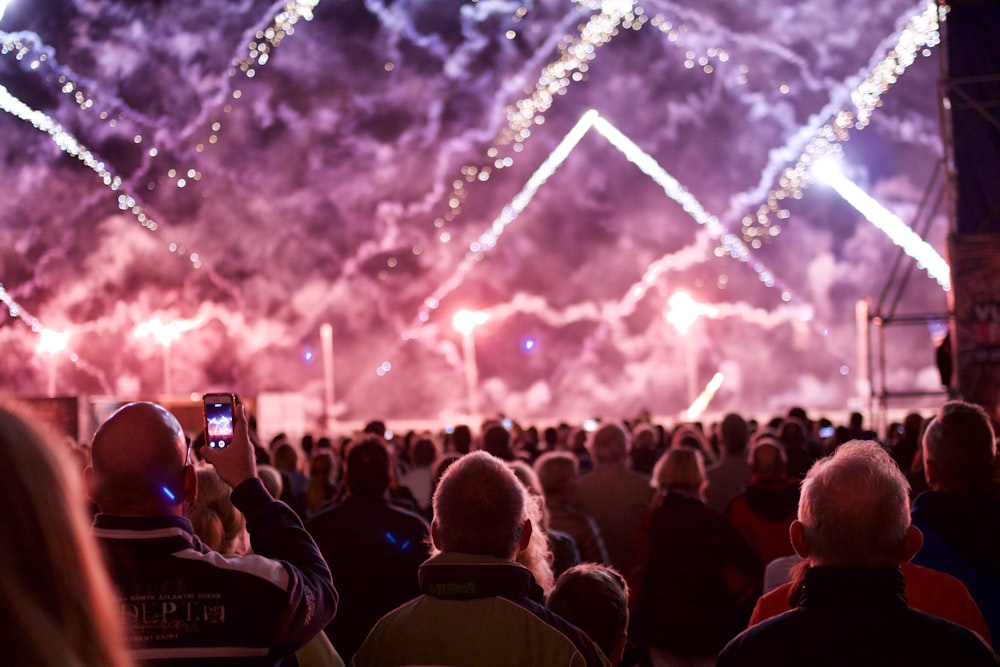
left=3, top=396, right=999, bottom=666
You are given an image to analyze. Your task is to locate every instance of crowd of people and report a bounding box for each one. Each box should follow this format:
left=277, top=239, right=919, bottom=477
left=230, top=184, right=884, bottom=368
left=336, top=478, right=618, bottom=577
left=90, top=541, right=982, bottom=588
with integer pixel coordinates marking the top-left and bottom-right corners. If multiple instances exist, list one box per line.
left=3, top=396, right=999, bottom=666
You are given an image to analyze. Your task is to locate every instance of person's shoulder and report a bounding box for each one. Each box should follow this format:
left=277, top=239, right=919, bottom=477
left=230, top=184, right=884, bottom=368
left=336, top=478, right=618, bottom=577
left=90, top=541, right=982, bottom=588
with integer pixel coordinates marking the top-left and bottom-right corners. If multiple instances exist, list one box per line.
left=304, top=499, right=347, bottom=529
left=717, top=611, right=801, bottom=666
left=382, top=500, right=431, bottom=530
left=903, top=607, right=998, bottom=662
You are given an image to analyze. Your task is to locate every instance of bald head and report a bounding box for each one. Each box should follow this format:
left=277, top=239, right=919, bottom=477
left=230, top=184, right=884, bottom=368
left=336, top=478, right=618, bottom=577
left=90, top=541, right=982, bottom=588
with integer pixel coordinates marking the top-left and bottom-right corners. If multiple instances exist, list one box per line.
left=90, top=402, right=191, bottom=515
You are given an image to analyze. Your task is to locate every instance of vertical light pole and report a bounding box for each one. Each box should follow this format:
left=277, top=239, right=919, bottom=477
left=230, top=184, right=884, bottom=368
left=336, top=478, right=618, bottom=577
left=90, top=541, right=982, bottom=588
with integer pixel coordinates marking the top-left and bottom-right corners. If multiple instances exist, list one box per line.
left=135, top=317, right=202, bottom=397
left=320, top=322, right=335, bottom=432
left=453, top=309, right=488, bottom=420
left=665, top=291, right=717, bottom=408
left=37, top=328, right=69, bottom=397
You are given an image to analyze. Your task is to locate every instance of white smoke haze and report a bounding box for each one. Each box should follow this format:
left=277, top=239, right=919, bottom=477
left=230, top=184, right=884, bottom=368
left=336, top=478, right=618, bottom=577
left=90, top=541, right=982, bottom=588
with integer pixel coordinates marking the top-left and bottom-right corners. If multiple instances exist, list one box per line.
left=0, top=0, right=952, bottom=427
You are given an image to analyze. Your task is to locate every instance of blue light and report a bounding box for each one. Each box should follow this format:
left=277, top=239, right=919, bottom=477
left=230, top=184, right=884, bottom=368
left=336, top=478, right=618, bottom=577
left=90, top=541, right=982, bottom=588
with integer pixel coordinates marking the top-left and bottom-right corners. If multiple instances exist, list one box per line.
left=161, top=485, right=176, bottom=502
left=522, top=337, right=536, bottom=352
left=303, top=349, right=315, bottom=362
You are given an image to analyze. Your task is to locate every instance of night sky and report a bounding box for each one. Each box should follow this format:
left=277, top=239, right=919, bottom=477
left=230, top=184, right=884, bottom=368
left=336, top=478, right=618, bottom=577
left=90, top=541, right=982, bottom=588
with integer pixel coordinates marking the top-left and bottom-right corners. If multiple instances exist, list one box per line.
left=0, top=0, right=951, bottom=424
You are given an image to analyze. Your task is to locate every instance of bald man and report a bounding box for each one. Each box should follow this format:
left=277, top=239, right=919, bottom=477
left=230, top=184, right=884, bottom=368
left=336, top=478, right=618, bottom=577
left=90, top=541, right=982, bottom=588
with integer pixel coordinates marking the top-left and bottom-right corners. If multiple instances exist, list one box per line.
left=88, top=401, right=337, bottom=666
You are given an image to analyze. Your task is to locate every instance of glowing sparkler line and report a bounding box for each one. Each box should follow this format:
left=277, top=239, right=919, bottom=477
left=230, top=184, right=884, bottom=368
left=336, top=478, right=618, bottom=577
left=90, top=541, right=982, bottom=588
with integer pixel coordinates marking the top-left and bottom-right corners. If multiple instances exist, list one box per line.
left=813, top=158, right=950, bottom=290
left=0, top=84, right=206, bottom=270
left=734, top=1, right=945, bottom=242
left=406, top=109, right=788, bottom=337
left=684, top=371, right=725, bottom=420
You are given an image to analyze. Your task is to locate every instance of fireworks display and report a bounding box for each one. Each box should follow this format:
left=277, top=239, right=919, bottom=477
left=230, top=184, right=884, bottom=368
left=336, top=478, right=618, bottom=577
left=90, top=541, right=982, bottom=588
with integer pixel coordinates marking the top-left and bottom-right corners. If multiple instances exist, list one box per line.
left=0, top=0, right=951, bottom=423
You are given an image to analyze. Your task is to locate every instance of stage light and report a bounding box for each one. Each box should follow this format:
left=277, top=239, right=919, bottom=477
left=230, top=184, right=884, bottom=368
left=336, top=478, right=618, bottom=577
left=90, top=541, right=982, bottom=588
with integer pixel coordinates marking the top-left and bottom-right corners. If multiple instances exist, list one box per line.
left=811, top=157, right=951, bottom=291
left=522, top=337, right=536, bottom=353
left=0, top=0, right=11, bottom=25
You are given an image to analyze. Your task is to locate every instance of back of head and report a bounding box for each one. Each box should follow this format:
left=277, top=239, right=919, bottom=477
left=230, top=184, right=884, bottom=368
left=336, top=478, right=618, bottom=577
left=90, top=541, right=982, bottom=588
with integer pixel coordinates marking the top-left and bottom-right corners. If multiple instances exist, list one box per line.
left=652, top=447, right=706, bottom=495
left=903, top=412, right=924, bottom=437
left=547, top=563, right=629, bottom=664
left=257, top=464, right=284, bottom=498
left=534, top=451, right=578, bottom=496
left=345, top=437, right=391, bottom=498
left=363, top=419, right=387, bottom=439
left=452, top=424, right=473, bottom=454
left=590, top=423, right=628, bottom=464
left=482, top=424, right=514, bottom=460
left=411, top=436, right=438, bottom=468
left=779, top=417, right=807, bottom=447
left=798, top=440, right=911, bottom=566
left=720, top=412, right=749, bottom=456
left=90, top=401, right=189, bottom=515
left=273, top=442, right=299, bottom=473
left=750, top=439, right=787, bottom=479
left=432, top=451, right=527, bottom=558
left=922, top=400, right=997, bottom=493
left=508, top=460, right=543, bottom=497
left=0, top=401, right=130, bottom=667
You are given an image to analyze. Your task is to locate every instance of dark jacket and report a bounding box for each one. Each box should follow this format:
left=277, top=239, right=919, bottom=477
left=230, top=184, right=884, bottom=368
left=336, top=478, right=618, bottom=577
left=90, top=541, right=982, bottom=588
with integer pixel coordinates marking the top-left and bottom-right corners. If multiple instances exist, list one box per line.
left=718, top=566, right=998, bottom=666
left=911, top=490, right=1000, bottom=645
left=635, top=492, right=762, bottom=657
left=93, top=478, right=337, bottom=666
left=306, top=494, right=430, bottom=662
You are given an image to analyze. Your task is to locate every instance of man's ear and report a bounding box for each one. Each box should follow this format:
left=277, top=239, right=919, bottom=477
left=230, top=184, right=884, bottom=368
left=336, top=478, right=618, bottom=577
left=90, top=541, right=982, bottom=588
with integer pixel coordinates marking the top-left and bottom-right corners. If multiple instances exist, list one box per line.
left=183, top=465, right=198, bottom=504
left=901, top=525, right=923, bottom=562
left=790, top=520, right=810, bottom=559
left=84, top=466, right=100, bottom=505
left=517, top=519, right=533, bottom=554
left=924, top=458, right=940, bottom=490
left=430, top=520, right=441, bottom=550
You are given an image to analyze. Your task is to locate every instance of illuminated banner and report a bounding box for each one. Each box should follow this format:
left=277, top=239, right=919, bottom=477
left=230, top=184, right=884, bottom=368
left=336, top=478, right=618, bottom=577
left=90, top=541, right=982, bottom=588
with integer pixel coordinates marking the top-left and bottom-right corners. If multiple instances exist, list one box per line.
left=950, top=234, right=1000, bottom=419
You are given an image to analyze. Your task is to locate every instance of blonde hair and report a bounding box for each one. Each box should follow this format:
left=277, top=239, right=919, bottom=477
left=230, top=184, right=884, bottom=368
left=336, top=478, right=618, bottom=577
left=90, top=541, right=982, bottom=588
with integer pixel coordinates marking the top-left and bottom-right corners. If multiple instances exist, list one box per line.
left=652, top=447, right=706, bottom=497
left=0, top=400, right=131, bottom=666
left=189, top=466, right=249, bottom=556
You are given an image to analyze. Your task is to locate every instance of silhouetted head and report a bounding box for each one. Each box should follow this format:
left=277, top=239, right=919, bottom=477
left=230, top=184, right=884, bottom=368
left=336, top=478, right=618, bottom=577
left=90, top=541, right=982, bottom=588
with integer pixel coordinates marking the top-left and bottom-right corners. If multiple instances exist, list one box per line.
left=345, top=437, right=392, bottom=499
left=590, top=423, right=629, bottom=464
left=922, top=400, right=996, bottom=493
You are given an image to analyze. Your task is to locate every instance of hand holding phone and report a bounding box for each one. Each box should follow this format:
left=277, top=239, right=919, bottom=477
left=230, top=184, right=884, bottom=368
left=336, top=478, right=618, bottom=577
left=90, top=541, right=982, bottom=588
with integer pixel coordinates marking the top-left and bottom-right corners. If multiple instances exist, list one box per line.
left=201, top=396, right=257, bottom=489
left=204, top=393, right=236, bottom=449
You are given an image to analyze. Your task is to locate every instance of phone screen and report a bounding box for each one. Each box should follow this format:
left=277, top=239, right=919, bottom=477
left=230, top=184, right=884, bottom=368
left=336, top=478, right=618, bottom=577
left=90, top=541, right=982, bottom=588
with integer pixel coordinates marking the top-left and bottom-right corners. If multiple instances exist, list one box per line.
left=204, top=394, right=235, bottom=448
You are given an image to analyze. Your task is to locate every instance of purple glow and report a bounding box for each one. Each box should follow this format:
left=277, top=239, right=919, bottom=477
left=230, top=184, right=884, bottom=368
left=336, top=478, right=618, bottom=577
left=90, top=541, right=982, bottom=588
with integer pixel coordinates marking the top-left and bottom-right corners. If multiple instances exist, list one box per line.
left=0, top=1, right=950, bottom=423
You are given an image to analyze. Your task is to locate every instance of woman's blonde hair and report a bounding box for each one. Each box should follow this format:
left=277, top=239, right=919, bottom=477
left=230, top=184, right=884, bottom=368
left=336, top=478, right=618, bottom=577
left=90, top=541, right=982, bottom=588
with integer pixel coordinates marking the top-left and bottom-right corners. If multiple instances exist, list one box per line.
left=190, top=466, right=249, bottom=556
left=652, top=447, right=706, bottom=497
left=0, top=400, right=131, bottom=666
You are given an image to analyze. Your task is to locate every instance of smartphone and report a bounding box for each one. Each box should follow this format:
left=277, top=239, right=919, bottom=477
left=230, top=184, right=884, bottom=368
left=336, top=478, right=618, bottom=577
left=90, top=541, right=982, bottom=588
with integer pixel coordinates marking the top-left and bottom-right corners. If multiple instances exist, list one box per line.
left=203, top=393, right=236, bottom=449
left=818, top=425, right=835, bottom=438
left=582, top=418, right=599, bottom=432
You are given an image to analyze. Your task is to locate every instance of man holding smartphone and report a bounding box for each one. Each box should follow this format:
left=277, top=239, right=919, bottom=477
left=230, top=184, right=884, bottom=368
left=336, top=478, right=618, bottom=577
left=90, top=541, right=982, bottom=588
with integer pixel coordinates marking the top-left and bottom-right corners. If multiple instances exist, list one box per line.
left=88, top=400, right=337, bottom=666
